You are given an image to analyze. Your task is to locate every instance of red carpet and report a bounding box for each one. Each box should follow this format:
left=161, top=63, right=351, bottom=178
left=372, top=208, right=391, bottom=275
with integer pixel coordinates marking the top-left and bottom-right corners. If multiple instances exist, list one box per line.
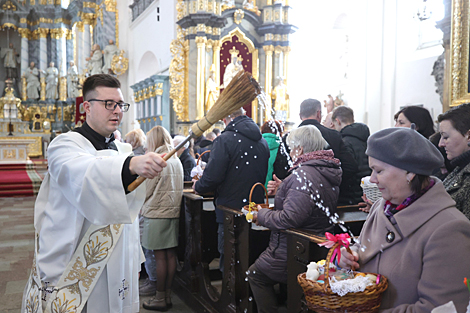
left=0, top=162, right=45, bottom=197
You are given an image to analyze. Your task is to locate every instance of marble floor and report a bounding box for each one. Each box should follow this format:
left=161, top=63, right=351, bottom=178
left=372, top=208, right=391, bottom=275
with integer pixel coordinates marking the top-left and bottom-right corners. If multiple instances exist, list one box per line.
left=0, top=196, right=193, bottom=313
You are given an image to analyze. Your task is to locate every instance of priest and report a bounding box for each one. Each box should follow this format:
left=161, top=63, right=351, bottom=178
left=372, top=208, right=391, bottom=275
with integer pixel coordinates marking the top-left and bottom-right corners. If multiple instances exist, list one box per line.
left=21, top=74, right=167, bottom=313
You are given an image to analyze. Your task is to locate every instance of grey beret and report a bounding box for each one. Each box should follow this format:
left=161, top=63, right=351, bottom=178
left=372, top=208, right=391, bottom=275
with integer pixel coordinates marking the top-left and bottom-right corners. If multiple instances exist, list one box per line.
left=366, top=127, right=444, bottom=176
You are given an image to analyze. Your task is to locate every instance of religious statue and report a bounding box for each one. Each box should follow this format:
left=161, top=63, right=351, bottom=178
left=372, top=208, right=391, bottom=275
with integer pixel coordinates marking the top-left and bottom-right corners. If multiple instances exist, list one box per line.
left=0, top=43, right=19, bottom=79
left=67, top=61, right=80, bottom=99
left=44, top=62, right=59, bottom=100
left=222, top=47, right=243, bottom=88
left=221, top=0, right=235, bottom=9
left=324, top=94, right=334, bottom=113
left=1, top=87, right=21, bottom=119
left=272, top=77, right=289, bottom=121
left=86, top=44, right=103, bottom=76
left=102, top=39, right=119, bottom=74
left=23, top=62, right=40, bottom=100
left=205, top=64, right=219, bottom=113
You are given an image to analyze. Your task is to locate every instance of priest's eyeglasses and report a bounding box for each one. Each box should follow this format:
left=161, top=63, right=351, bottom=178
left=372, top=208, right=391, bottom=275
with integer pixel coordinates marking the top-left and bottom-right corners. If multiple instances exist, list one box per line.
left=88, top=99, right=130, bottom=112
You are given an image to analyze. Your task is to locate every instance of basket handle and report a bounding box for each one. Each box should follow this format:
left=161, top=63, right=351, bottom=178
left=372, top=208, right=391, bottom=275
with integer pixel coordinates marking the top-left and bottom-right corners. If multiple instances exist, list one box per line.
left=197, top=150, right=210, bottom=166
left=248, top=182, right=269, bottom=207
left=323, top=242, right=354, bottom=292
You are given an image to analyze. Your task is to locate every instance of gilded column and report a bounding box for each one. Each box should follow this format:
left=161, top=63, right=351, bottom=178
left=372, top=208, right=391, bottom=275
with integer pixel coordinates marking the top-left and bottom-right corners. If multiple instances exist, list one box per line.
left=263, top=45, right=274, bottom=121
left=283, top=46, right=291, bottom=86
left=212, top=38, right=221, bottom=87
left=196, top=36, right=207, bottom=119
left=18, top=28, right=30, bottom=76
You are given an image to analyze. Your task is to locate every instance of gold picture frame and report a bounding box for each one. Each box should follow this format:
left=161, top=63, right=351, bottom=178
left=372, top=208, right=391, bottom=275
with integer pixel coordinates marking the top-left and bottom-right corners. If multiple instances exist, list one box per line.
left=450, top=0, right=470, bottom=107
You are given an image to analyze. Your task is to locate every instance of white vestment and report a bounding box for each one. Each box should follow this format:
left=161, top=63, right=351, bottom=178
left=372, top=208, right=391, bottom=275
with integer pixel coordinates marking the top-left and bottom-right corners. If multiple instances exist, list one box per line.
left=22, top=132, right=145, bottom=313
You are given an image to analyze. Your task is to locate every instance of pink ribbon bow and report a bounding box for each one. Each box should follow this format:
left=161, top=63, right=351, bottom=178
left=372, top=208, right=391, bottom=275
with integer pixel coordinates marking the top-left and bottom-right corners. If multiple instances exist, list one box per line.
left=318, top=232, right=351, bottom=264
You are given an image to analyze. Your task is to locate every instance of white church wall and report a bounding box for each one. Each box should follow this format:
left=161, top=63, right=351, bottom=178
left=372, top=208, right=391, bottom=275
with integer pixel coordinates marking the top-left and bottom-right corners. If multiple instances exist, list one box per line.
left=119, top=0, right=177, bottom=136
left=289, top=0, right=444, bottom=134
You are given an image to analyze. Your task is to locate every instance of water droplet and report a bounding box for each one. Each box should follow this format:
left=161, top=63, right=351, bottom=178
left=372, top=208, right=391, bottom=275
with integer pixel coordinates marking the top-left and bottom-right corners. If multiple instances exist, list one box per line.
left=254, top=155, right=257, bottom=158
left=249, top=297, right=253, bottom=301
left=238, top=139, right=241, bottom=142
left=320, top=184, right=323, bottom=187
left=253, top=270, right=256, bottom=274
left=246, top=161, right=249, bottom=165
left=236, top=166, right=239, bottom=169
left=243, top=199, right=247, bottom=202
left=245, top=277, right=248, bottom=281
left=244, top=152, right=248, bottom=155
left=246, top=270, right=250, bottom=275
left=250, top=146, right=253, bottom=148
left=234, top=134, right=237, bottom=136
left=332, top=187, right=335, bottom=191
left=241, top=156, right=244, bottom=158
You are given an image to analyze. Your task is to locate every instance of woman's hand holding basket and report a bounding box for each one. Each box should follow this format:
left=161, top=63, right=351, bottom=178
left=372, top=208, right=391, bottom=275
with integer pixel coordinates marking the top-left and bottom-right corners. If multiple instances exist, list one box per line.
left=339, top=246, right=360, bottom=270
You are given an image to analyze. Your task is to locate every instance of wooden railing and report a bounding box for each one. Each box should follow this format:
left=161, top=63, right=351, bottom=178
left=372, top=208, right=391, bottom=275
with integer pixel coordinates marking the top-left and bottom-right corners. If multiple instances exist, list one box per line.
left=173, top=191, right=367, bottom=313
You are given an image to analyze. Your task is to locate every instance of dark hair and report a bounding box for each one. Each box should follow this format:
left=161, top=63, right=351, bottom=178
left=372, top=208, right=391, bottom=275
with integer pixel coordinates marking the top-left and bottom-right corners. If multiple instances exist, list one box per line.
left=83, top=74, right=121, bottom=101
left=299, top=99, right=321, bottom=119
left=437, top=103, right=470, bottom=136
left=394, top=106, right=435, bottom=138
left=261, top=120, right=284, bottom=135
left=212, top=128, right=221, bottom=135
left=332, top=106, right=354, bottom=124
left=409, top=174, right=430, bottom=194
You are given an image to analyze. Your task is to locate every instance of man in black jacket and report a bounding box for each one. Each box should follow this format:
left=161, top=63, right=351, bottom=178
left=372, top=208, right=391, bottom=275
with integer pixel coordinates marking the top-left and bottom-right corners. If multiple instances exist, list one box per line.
left=332, top=106, right=371, bottom=204
left=272, top=99, right=358, bottom=206
left=194, top=108, right=269, bottom=272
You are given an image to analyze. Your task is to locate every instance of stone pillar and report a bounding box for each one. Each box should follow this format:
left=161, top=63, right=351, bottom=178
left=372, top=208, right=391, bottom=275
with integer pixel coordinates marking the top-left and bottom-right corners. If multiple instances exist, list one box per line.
left=76, top=22, right=85, bottom=74
left=283, top=46, right=291, bottom=85
left=18, top=29, right=30, bottom=77
left=66, top=29, right=74, bottom=66
left=195, top=36, right=206, bottom=119
left=83, top=24, right=92, bottom=63
left=38, top=28, right=49, bottom=73
left=273, top=44, right=282, bottom=83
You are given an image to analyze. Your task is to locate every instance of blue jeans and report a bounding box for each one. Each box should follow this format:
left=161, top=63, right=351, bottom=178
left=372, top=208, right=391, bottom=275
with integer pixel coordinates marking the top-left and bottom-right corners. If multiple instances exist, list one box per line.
left=218, top=223, right=224, bottom=273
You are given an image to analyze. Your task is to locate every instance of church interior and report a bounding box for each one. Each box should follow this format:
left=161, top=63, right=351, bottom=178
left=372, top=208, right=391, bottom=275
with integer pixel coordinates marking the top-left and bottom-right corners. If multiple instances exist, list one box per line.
left=0, top=0, right=465, bottom=311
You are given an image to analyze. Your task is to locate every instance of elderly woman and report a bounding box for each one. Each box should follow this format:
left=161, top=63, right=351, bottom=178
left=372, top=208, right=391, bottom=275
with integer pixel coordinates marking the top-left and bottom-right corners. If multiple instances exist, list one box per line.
left=141, top=126, right=184, bottom=311
left=248, top=125, right=341, bottom=313
left=340, top=127, right=470, bottom=312
left=438, top=103, right=470, bottom=218
left=124, top=128, right=146, bottom=156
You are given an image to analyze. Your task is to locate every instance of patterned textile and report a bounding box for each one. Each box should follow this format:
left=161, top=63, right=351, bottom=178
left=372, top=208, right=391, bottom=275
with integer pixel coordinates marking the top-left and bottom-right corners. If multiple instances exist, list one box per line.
left=292, top=149, right=340, bottom=168
left=384, top=179, right=435, bottom=218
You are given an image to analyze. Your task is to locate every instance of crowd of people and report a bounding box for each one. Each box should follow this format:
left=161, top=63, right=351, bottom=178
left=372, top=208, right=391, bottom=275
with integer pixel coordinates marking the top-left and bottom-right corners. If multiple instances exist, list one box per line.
left=21, top=73, right=470, bottom=313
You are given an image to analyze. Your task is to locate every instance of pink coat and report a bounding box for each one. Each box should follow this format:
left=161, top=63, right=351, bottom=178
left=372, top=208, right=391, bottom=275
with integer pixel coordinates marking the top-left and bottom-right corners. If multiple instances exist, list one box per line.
left=356, top=179, right=470, bottom=312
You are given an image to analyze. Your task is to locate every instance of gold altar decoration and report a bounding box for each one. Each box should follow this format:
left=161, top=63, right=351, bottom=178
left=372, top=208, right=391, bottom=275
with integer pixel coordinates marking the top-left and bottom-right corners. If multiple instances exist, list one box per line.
left=234, top=9, right=244, bottom=24
left=0, top=88, right=23, bottom=119
left=220, top=27, right=259, bottom=123
left=2, top=1, right=17, bottom=11
left=111, top=50, right=129, bottom=76
left=449, top=0, right=470, bottom=107
left=170, top=25, right=189, bottom=121
left=59, top=77, right=67, bottom=101
left=0, top=136, right=42, bottom=158
left=40, top=77, right=46, bottom=101
left=22, top=77, right=27, bottom=101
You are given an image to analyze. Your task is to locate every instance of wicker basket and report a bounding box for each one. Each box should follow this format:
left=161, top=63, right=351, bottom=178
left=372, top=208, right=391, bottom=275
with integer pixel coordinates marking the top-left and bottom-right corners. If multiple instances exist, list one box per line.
left=361, top=184, right=382, bottom=204
left=243, top=182, right=271, bottom=212
left=192, top=150, right=210, bottom=181
left=297, top=242, right=388, bottom=313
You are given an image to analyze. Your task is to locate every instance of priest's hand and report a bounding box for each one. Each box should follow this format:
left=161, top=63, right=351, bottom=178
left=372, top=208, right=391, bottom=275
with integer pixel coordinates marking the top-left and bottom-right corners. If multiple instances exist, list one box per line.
left=129, top=153, right=167, bottom=179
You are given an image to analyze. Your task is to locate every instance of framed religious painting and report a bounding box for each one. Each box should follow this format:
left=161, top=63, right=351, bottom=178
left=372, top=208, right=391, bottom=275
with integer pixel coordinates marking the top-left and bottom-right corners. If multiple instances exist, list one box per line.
left=449, top=0, right=470, bottom=107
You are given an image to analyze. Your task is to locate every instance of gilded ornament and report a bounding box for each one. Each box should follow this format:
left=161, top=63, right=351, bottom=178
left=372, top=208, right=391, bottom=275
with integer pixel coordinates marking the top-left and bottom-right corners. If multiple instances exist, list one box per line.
left=64, top=257, right=99, bottom=292
left=18, top=28, right=30, bottom=39
left=59, top=77, right=67, bottom=101
left=197, top=24, right=206, bottom=33
left=234, top=9, right=244, bottom=24
left=2, top=1, right=16, bottom=11
left=265, top=33, right=274, bottom=41
left=176, top=0, right=185, bottom=20
left=169, top=26, right=189, bottom=121
left=104, top=0, right=117, bottom=12
left=111, top=50, right=129, bottom=76
left=40, top=77, right=46, bottom=101
left=208, top=0, right=214, bottom=13
left=1, top=23, right=17, bottom=30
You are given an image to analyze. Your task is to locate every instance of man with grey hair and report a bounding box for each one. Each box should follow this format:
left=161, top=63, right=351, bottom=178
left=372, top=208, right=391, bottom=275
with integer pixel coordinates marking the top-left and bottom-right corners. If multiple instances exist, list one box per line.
left=174, top=135, right=196, bottom=181
left=194, top=108, right=269, bottom=273
left=272, top=99, right=358, bottom=206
